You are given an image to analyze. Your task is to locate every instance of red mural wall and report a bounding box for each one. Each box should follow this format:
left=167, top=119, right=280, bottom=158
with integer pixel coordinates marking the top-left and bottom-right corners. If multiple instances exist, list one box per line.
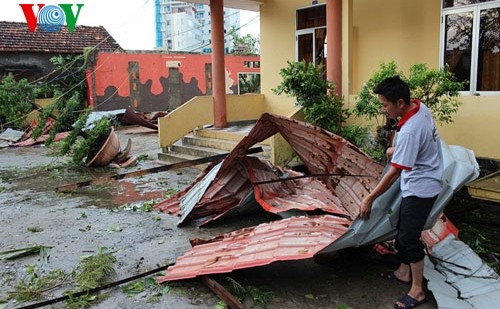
left=86, top=52, right=261, bottom=112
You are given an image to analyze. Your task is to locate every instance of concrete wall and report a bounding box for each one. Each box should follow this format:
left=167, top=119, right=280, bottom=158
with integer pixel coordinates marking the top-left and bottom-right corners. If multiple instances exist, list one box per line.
left=0, top=52, right=56, bottom=81
left=89, top=52, right=260, bottom=112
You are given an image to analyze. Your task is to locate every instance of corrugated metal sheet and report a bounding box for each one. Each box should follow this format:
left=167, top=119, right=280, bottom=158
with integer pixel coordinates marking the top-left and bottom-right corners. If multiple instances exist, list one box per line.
left=319, top=141, right=480, bottom=255
left=221, top=113, right=384, bottom=196
left=0, top=128, right=24, bottom=148
left=154, top=113, right=499, bottom=308
left=424, top=234, right=500, bottom=308
left=158, top=215, right=350, bottom=282
left=247, top=157, right=355, bottom=218
left=156, top=113, right=383, bottom=224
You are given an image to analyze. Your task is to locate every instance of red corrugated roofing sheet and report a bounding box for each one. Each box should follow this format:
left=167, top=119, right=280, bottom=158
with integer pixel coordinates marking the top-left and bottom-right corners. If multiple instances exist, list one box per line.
left=156, top=113, right=383, bottom=224
left=158, top=215, right=350, bottom=282
left=154, top=113, right=385, bottom=281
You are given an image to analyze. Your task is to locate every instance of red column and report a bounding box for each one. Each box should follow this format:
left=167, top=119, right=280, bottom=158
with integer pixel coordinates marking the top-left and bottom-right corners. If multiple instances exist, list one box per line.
left=326, top=0, right=342, bottom=97
left=210, top=0, right=227, bottom=128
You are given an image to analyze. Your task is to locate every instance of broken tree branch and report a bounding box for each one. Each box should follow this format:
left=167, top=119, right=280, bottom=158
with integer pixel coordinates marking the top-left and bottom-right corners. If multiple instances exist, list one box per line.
left=16, top=263, right=174, bottom=309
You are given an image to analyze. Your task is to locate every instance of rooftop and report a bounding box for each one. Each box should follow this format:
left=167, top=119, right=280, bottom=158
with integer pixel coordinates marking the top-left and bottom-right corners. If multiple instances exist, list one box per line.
left=0, top=21, right=122, bottom=53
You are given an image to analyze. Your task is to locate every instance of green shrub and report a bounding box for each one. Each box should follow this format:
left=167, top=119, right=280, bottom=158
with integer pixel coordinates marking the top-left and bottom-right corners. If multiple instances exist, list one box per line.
left=70, top=115, right=118, bottom=165
left=31, top=49, right=115, bottom=166
left=0, top=74, right=36, bottom=130
left=272, top=60, right=349, bottom=136
left=272, top=60, right=373, bottom=158
left=352, top=61, right=466, bottom=161
left=353, top=60, right=466, bottom=125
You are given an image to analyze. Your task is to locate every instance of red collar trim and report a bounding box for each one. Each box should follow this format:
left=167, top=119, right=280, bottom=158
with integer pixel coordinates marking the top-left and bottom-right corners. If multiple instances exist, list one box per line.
left=397, top=99, right=421, bottom=128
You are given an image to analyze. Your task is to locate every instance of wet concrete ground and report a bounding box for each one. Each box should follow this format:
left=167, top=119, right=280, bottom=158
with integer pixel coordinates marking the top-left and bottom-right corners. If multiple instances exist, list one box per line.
left=0, top=125, right=443, bottom=308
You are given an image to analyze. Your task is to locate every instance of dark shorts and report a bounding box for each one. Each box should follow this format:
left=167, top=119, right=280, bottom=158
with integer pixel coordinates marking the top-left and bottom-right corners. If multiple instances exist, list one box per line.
left=395, top=195, right=437, bottom=264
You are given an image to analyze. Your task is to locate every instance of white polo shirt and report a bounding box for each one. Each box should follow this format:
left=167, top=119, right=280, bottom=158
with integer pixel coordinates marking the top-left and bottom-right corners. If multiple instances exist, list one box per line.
left=390, top=99, right=443, bottom=198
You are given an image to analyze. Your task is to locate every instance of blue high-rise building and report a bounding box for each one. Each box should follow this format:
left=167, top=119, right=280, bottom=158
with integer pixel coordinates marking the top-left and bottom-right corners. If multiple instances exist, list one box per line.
left=155, top=0, right=240, bottom=53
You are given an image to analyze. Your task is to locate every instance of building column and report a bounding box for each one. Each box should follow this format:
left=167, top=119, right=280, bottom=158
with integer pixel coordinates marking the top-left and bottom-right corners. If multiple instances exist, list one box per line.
left=326, top=0, right=342, bottom=97
left=210, top=0, right=227, bottom=128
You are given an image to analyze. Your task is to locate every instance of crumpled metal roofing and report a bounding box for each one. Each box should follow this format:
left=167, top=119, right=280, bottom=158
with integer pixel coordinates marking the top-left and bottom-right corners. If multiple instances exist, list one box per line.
left=155, top=113, right=496, bottom=307
left=318, top=142, right=481, bottom=255
left=424, top=234, right=500, bottom=307
left=156, top=113, right=383, bottom=225
left=158, top=215, right=350, bottom=281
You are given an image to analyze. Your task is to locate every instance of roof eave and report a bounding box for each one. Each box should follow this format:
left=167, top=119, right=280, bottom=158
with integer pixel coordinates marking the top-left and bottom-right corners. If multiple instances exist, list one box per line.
left=181, top=0, right=263, bottom=12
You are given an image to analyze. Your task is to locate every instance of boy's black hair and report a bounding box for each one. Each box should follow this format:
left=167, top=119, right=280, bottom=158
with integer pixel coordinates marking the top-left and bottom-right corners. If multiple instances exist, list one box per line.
left=373, top=75, right=410, bottom=104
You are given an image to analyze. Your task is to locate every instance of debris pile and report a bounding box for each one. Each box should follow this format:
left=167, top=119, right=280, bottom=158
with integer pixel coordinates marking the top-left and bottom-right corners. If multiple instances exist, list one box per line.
left=152, top=113, right=500, bottom=307
left=0, top=108, right=161, bottom=167
left=154, top=114, right=479, bottom=281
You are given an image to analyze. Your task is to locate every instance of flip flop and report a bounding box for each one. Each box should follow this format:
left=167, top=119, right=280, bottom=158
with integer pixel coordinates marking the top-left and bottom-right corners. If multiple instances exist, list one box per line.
left=380, top=271, right=411, bottom=285
left=394, top=294, right=427, bottom=309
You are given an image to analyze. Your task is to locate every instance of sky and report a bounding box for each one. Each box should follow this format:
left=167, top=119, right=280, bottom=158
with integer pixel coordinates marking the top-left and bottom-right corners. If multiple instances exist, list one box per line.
left=0, top=0, right=259, bottom=50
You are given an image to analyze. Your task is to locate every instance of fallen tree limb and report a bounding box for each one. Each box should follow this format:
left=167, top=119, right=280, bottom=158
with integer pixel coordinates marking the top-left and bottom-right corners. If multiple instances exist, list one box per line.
left=16, top=263, right=174, bottom=309
left=55, top=147, right=263, bottom=193
left=0, top=245, right=52, bottom=261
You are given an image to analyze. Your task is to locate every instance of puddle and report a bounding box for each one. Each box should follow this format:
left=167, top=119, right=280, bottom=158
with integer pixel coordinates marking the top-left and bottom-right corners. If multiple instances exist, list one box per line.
left=0, top=159, right=199, bottom=209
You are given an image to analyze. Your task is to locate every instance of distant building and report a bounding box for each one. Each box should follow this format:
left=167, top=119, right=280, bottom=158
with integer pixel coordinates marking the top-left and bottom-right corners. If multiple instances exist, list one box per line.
left=155, top=0, right=240, bottom=53
left=0, top=21, right=121, bottom=81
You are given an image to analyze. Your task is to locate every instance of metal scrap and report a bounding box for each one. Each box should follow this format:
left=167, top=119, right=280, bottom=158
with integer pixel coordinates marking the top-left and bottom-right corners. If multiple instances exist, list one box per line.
left=154, top=113, right=498, bottom=308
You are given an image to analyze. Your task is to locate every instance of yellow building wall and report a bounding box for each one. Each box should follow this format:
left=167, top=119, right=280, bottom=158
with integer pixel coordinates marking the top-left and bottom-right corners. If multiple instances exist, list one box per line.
left=350, top=0, right=441, bottom=93
left=157, top=0, right=498, bottom=161
left=438, top=97, right=500, bottom=160
left=348, top=0, right=500, bottom=159
left=158, top=94, right=265, bottom=150
left=260, top=0, right=317, bottom=116
left=26, top=98, right=55, bottom=124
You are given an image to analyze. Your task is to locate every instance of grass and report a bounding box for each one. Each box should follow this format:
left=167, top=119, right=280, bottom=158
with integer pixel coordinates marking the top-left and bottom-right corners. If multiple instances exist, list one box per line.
left=27, top=226, right=44, bottom=233
left=119, top=199, right=157, bottom=212
left=0, top=245, right=52, bottom=261
left=121, top=276, right=170, bottom=303
left=5, top=247, right=116, bottom=308
left=73, top=247, right=116, bottom=290
left=222, top=277, right=274, bottom=309
left=9, top=266, right=70, bottom=302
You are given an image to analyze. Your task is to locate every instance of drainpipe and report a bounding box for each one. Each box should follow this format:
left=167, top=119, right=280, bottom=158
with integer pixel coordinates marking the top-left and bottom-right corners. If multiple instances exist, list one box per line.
left=326, top=0, right=342, bottom=97
left=210, top=0, right=227, bottom=128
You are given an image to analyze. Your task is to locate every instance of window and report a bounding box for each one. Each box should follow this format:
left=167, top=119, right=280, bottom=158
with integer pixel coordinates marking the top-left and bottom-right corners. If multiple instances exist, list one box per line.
left=441, top=0, right=500, bottom=93
left=295, top=4, right=327, bottom=78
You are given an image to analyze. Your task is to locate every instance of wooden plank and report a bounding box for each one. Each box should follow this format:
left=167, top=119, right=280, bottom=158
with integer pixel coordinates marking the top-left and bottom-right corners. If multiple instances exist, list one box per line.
left=201, top=276, right=246, bottom=309
left=467, top=170, right=500, bottom=203
left=55, top=147, right=263, bottom=193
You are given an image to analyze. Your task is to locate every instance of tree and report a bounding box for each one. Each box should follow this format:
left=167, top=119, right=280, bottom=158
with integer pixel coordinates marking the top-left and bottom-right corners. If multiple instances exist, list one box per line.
left=353, top=60, right=466, bottom=161
left=228, top=26, right=260, bottom=55
left=32, top=49, right=118, bottom=166
left=353, top=60, right=466, bottom=125
left=272, top=61, right=372, bottom=157
left=0, top=74, right=36, bottom=131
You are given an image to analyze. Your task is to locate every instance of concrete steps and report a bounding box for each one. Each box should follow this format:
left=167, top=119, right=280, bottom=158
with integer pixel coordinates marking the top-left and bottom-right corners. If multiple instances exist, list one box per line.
left=158, top=121, right=271, bottom=170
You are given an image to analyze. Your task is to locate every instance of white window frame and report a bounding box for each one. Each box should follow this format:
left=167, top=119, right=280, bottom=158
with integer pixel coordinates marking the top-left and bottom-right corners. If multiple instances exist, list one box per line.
left=440, top=0, right=500, bottom=96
